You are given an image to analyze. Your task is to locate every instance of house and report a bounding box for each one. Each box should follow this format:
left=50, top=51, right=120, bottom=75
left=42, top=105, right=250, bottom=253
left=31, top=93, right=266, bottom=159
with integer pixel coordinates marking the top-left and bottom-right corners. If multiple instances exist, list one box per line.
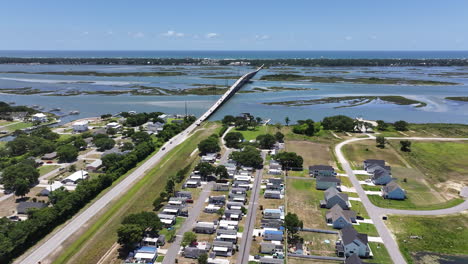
left=92, top=128, right=107, bottom=136
left=183, top=242, right=211, bottom=259
left=229, top=194, right=247, bottom=204
left=193, top=222, right=216, bottom=234
left=168, top=197, right=187, bottom=206
left=264, top=230, right=283, bottom=241
left=141, top=236, right=165, bottom=247
left=212, top=240, right=234, bottom=257
left=216, top=229, right=238, bottom=243
left=264, top=190, right=281, bottom=199
left=268, top=168, right=282, bottom=175
left=259, top=257, right=284, bottom=264
left=260, top=242, right=283, bottom=254
left=207, top=258, right=230, bottom=264
left=209, top=195, right=226, bottom=205
left=32, top=113, right=47, bottom=123
left=17, top=202, right=47, bottom=215
left=266, top=181, right=283, bottom=191
left=326, top=205, right=357, bottom=229
left=234, top=175, right=251, bottom=182
left=146, top=121, right=164, bottom=133
left=61, top=170, right=89, bottom=185
left=175, top=191, right=192, bottom=199
left=204, top=204, right=221, bottom=213
left=261, top=219, right=284, bottom=229
left=102, top=147, right=125, bottom=157
left=131, top=246, right=157, bottom=263
left=226, top=201, right=244, bottom=210
left=344, top=254, right=370, bottom=264
left=201, top=153, right=217, bottom=163
left=162, top=205, right=181, bottom=215
left=316, top=176, right=341, bottom=190
left=309, top=165, right=336, bottom=177
left=321, top=187, right=349, bottom=209
left=39, top=181, right=64, bottom=196
left=263, top=208, right=283, bottom=220
left=233, top=181, right=250, bottom=190
left=106, top=122, right=121, bottom=130
left=219, top=220, right=239, bottom=230
left=86, top=159, right=102, bottom=172
left=158, top=214, right=176, bottom=226
left=72, top=120, right=89, bottom=132
left=213, top=182, right=230, bottom=191
left=371, top=167, right=393, bottom=185
left=365, top=163, right=391, bottom=174
left=230, top=187, right=247, bottom=195
left=363, top=159, right=385, bottom=171
left=336, top=226, right=370, bottom=257
left=382, top=182, right=406, bottom=200
left=223, top=209, right=242, bottom=220
left=186, top=179, right=200, bottom=188
left=42, top=152, right=57, bottom=160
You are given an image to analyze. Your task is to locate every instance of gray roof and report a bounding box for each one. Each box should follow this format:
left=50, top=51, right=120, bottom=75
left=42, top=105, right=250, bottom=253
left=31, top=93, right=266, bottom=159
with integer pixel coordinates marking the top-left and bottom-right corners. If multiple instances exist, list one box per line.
left=217, top=229, right=238, bottom=235
left=326, top=204, right=356, bottom=222
left=317, top=176, right=341, bottom=183
left=17, top=202, right=47, bottom=214
left=309, top=165, right=334, bottom=171
left=364, top=159, right=385, bottom=166
left=324, top=187, right=348, bottom=201
left=212, top=240, right=234, bottom=248
left=373, top=168, right=390, bottom=179
left=345, top=254, right=368, bottom=264
left=383, top=181, right=402, bottom=193
left=259, top=257, right=284, bottom=264
left=341, top=226, right=368, bottom=246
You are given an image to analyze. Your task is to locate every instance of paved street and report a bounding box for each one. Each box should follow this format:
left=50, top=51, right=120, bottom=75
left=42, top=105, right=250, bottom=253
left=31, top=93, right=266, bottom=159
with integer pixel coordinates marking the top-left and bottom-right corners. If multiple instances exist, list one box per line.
left=335, top=135, right=468, bottom=264
left=162, top=182, right=213, bottom=264
left=236, top=151, right=266, bottom=264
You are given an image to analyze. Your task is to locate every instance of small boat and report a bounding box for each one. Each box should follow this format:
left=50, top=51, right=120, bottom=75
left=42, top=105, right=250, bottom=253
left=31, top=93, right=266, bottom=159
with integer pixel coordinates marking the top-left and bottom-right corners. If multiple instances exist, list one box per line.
left=50, top=107, right=61, bottom=112
left=69, top=110, right=80, bottom=115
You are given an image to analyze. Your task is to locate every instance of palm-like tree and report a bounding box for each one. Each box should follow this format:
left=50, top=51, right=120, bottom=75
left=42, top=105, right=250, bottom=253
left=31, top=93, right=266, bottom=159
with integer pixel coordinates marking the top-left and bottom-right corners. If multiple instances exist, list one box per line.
left=285, top=117, right=290, bottom=126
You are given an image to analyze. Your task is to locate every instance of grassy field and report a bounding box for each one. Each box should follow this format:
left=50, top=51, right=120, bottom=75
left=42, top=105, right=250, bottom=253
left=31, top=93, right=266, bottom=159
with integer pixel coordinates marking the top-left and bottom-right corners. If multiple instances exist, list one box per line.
left=38, top=165, right=59, bottom=176
left=349, top=200, right=369, bottom=219
left=387, top=214, right=468, bottom=264
left=232, top=125, right=273, bottom=140
left=368, top=195, right=464, bottom=210
left=300, top=231, right=339, bottom=257
left=354, top=223, right=379, bottom=237
left=286, top=178, right=330, bottom=229
left=288, top=257, right=340, bottom=264
left=368, top=242, right=392, bottom=264
left=285, top=140, right=335, bottom=168
left=342, top=140, right=407, bottom=169
left=53, top=122, right=220, bottom=264
left=5, top=121, right=34, bottom=132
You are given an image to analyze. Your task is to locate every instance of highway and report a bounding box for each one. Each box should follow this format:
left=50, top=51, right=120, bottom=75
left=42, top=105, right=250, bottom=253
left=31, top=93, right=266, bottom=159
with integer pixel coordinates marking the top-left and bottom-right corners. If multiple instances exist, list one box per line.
left=16, top=66, right=263, bottom=264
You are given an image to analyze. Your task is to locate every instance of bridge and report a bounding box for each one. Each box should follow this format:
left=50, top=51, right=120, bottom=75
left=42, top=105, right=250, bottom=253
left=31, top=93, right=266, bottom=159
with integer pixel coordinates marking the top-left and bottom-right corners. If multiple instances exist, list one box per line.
left=17, top=66, right=262, bottom=264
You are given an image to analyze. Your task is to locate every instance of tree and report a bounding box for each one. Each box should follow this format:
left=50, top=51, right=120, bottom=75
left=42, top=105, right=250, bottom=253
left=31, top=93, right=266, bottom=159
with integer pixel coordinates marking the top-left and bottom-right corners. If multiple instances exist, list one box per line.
left=322, top=115, right=355, bottom=132
left=394, top=120, right=409, bottom=131
left=224, top=132, right=244, bottom=148
left=275, top=132, right=284, bottom=143
left=131, top=131, right=151, bottom=144
left=376, top=136, right=386, bottom=148
left=285, top=116, right=290, bottom=126
left=198, top=137, right=220, bottom=154
left=107, top=127, right=117, bottom=135
left=195, top=162, right=216, bottom=181
left=94, top=137, right=115, bottom=151
left=165, top=178, right=175, bottom=195
left=73, top=138, right=87, bottom=149
left=284, top=213, right=303, bottom=238
left=400, top=140, right=412, bottom=152
left=198, top=253, right=208, bottom=264
left=256, top=134, right=276, bottom=149
left=13, top=178, right=30, bottom=197
left=275, top=123, right=282, bottom=131
left=121, top=211, right=162, bottom=236
left=215, top=165, right=229, bottom=179
left=121, top=142, right=134, bottom=151
left=229, top=146, right=263, bottom=168
left=274, top=152, right=303, bottom=170
left=181, top=231, right=197, bottom=247
left=222, top=115, right=236, bottom=125
left=376, top=120, right=388, bottom=131
left=117, top=224, right=144, bottom=249
left=57, top=145, right=78, bottom=162
left=153, top=196, right=164, bottom=211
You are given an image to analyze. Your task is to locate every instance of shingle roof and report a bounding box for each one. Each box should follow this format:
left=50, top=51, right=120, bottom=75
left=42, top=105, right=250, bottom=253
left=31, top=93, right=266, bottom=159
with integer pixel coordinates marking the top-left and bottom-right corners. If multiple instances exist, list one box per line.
left=326, top=204, right=356, bottom=223
left=341, top=226, right=368, bottom=245
left=324, top=187, right=348, bottom=201
left=373, top=168, right=390, bottom=179
left=345, top=254, right=367, bottom=264
left=309, top=165, right=334, bottom=171
left=364, top=159, right=385, bottom=166
left=383, top=181, right=401, bottom=193
left=17, top=202, right=47, bottom=214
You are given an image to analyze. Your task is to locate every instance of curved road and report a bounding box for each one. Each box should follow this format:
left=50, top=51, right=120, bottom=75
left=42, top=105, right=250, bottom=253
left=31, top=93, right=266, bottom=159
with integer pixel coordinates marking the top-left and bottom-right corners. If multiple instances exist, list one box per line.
left=16, top=67, right=262, bottom=264
left=335, top=136, right=468, bottom=264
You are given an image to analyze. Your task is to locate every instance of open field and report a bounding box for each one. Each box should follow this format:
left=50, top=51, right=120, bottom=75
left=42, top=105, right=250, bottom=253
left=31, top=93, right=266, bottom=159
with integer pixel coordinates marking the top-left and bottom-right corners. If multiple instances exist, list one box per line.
left=349, top=200, right=369, bottom=219
left=233, top=125, right=273, bottom=140
left=353, top=223, right=378, bottom=237
left=368, top=242, right=392, bottom=264
left=287, top=257, right=341, bottom=264
left=299, top=231, right=339, bottom=257
left=368, top=195, right=464, bottom=210
left=4, top=121, right=34, bottom=132
left=53, top=122, right=219, bottom=264
left=286, top=178, right=330, bottom=229
left=285, top=140, right=335, bottom=168
left=387, top=214, right=468, bottom=264
left=38, top=165, right=59, bottom=176
left=342, top=140, right=407, bottom=169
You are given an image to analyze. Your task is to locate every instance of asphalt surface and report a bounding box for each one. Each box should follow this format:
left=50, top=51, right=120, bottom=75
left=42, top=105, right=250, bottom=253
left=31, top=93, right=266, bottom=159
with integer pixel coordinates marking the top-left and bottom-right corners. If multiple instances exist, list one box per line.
left=17, top=67, right=263, bottom=264
left=162, top=182, right=213, bottom=264
left=335, top=135, right=468, bottom=264
left=236, top=151, right=266, bottom=264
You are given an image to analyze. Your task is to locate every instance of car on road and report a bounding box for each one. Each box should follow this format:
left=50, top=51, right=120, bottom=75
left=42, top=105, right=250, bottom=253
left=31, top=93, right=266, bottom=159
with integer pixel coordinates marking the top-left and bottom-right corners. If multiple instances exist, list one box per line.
left=162, top=147, right=166, bottom=150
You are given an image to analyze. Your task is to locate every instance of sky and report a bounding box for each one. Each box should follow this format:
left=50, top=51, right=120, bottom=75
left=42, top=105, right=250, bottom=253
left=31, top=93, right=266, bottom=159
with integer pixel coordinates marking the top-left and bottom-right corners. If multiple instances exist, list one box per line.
left=1, top=0, right=467, bottom=50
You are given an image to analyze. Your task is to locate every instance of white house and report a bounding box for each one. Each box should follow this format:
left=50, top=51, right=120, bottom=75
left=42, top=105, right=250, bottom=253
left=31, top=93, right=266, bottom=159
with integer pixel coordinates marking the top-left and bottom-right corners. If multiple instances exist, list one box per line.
left=72, top=120, right=89, bottom=132
left=61, top=170, right=89, bottom=185
left=32, top=113, right=47, bottom=123
left=106, top=122, right=121, bottom=129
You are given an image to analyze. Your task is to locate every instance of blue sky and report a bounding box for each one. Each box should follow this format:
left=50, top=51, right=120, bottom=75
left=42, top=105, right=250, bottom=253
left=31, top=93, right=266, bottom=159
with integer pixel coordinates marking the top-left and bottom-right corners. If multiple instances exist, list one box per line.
left=1, top=0, right=467, bottom=50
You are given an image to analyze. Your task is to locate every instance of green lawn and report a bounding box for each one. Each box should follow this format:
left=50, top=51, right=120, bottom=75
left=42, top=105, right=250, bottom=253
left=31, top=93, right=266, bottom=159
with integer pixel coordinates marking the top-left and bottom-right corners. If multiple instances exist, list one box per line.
left=5, top=122, right=34, bottom=132
left=233, top=125, right=272, bottom=140
left=349, top=200, right=369, bottom=219
left=53, top=122, right=220, bottom=264
left=367, top=195, right=464, bottom=210
left=387, top=214, right=468, bottom=264
left=355, top=174, right=370, bottom=181
left=342, top=140, right=406, bottom=169
left=353, top=223, right=378, bottom=237
left=369, top=242, right=392, bottom=264
left=38, top=165, right=59, bottom=176
left=361, top=184, right=381, bottom=191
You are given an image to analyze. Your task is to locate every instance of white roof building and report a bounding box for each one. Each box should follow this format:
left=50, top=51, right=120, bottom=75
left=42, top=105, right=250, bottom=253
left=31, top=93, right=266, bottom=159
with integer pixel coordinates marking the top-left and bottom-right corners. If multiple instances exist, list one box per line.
left=61, top=170, right=89, bottom=184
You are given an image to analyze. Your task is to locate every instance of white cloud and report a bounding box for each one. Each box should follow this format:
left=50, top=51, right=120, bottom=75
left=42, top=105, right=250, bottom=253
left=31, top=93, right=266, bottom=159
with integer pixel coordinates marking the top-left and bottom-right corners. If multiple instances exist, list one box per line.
left=205, top=33, right=219, bottom=39
left=344, top=36, right=353, bottom=41
left=162, top=30, right=185, bottom=37
left=255, top=34, right=270, bottom=41
left=128, top=32, right=145, bottom=38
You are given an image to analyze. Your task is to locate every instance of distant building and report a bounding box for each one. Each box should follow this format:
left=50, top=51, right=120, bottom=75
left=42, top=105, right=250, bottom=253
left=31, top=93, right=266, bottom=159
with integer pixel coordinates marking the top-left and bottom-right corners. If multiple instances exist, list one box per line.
left=17, top=202, right=47, bottom=215
left=326, top=204, right=356, bottom=229
left=264, top=190, right=281, bottom=199
left=309, top=165, right=336, bottom=177
left=382, top=182, right=406, bottom=200
left=336, top=226, right=370, bottom=257
left=320, top=187, right=349, bottom=209
left=72, top=120, right=89, bottom=132
left=212, top=240, right=234, bottom=257
left=32, top=113, right=47, bottom=123
left=371, top=167, right=393, bottom=185
left=316, top=176, right=341, bottom=190
left=183, top=242, right=211, bottom=259
left=363, top=159, right=385, bottom=171
left=86, top=159, right=102, bottom=172
left=264, top=230, right=283, bottom=241
left=61, top=170, right=89, bottom=185
left=193, top=222, right=216, bottom=234
left=42, top=152, right=57, bottom=160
